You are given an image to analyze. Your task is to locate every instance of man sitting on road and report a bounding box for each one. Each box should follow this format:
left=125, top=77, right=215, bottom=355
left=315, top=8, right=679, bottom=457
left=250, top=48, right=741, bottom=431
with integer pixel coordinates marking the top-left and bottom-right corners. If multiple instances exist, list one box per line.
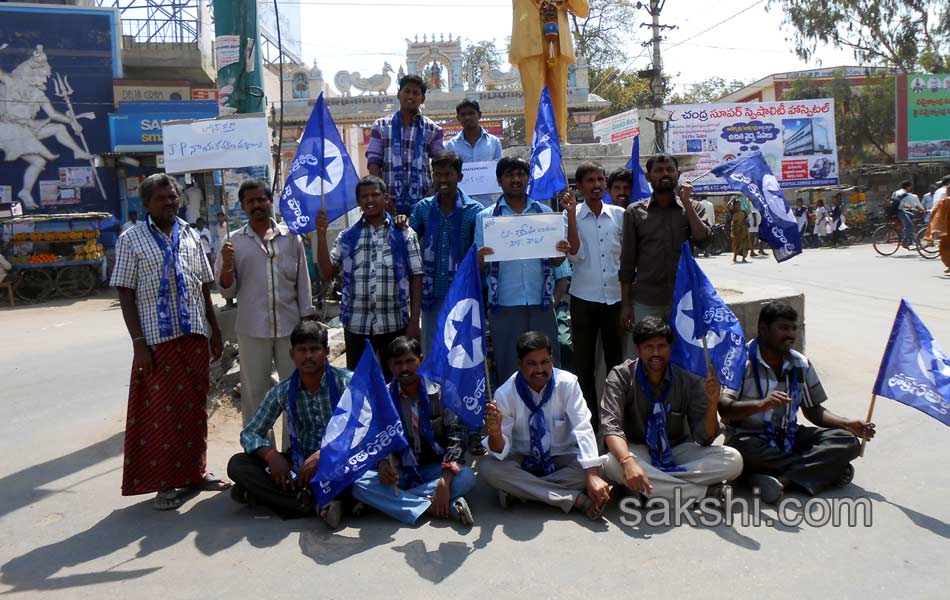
left=227, top=321, right=352, bottom=527
left=478, top=331, right=611, bottom=520
left=719, top=302, right=876, bottom=504
left=601, top=317, right=742, bottom=506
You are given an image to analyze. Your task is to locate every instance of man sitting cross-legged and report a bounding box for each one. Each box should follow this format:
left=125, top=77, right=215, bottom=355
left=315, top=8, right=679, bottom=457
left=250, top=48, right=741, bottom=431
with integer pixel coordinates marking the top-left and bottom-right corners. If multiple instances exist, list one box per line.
left=478, top=331, right=611, bottom=520
left=227, top=321, right=352, bottom=527
left=601, top=317, right=743, bottom=505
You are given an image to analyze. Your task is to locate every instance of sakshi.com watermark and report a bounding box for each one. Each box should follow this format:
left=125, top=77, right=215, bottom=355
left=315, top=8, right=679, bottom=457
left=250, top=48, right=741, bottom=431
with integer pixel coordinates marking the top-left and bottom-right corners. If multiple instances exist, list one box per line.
left=618, top=488, right=873, bottom=528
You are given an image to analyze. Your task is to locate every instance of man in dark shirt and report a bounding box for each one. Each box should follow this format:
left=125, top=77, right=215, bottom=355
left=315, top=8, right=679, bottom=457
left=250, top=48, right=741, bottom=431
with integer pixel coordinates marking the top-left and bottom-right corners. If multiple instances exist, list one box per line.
left=600, top=317, right=742, bottom=504
left=619, top=154, right=710, bottom=331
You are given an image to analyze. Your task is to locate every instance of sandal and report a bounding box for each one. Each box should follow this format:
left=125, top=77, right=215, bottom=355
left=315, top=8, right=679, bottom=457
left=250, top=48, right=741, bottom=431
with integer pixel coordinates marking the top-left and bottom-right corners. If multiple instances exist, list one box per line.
left=153, top=489, right=184, bottom=511
left=574, top=491, right=606, bottom=521
left=195, top=472, right=231, bottom=491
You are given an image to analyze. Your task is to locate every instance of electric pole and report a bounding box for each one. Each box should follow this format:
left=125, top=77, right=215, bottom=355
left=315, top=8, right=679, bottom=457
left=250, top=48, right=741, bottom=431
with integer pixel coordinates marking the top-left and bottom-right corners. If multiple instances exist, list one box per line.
left=213, top=0, right=265, bottom=115
left=650, top=0, right=664, bottom=152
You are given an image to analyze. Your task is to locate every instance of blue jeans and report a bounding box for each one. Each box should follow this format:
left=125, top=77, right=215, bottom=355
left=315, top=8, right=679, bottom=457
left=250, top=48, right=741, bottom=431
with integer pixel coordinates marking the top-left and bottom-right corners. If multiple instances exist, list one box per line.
left=898, top=210, right=915, bottom=246
left=351, top=463, right=476, bottom=524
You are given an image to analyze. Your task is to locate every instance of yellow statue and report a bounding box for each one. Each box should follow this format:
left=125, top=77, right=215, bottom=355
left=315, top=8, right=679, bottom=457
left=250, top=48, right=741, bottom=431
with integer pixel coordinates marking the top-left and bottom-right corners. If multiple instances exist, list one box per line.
left=510, top=0, right=589, bottom=144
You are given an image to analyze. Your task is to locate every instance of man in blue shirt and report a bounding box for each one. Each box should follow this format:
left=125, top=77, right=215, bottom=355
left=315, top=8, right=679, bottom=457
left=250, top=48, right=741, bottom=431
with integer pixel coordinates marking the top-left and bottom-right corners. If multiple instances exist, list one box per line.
left=445, top=99, right=503, bottom=206
left=475, top=156, right=571, bottom=383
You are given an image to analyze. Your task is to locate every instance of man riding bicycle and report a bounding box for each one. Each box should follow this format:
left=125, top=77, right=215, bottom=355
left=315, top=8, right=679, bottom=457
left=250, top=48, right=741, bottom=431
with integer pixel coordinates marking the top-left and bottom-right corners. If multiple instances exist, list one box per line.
left=892, top=181, right=925, bottom=248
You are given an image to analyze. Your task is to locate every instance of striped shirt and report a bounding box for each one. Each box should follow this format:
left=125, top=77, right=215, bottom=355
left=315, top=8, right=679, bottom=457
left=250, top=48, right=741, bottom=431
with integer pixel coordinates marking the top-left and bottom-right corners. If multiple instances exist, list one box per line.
left=408, top=192, right=482, bottom=303
left=365, top=111, right=444, bottom=213
left=110, top=216, right=213, bottom=346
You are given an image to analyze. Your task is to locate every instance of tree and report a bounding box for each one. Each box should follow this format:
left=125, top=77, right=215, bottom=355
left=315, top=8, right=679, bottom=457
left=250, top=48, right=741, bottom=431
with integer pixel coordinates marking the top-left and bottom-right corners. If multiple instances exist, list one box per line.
left=569, top=0, right=638, bottom=69
left=589, top=66, right=654, bottom=118
left=771, top=0, right=950, bottom=73
left=782, top=71, right=895, bottom=164
left=462, top=40, right=502, bottom=90
left=668, top=76, right=750, bottom=104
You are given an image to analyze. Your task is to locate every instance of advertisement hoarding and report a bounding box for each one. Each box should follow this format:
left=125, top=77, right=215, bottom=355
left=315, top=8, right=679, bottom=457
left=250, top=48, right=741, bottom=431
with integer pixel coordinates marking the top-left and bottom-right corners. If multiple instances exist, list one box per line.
left=896, top=73, right=950, bottom=161
left=592, top=108, right=640, bottom=144
left=109, top=101, right=220, bottom=153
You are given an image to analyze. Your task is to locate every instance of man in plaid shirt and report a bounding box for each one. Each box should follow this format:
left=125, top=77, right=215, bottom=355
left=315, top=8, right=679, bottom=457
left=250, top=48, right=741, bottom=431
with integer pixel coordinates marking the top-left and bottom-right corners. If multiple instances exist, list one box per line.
left=315, top=175, right=423, bottom=380
left=366, top=74, right=444, bottom=216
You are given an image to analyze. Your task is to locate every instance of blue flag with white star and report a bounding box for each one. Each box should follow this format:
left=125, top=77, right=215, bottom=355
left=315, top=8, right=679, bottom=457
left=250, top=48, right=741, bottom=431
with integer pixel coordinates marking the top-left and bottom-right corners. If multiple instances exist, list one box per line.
left=279, top=92, right=359, bottom=233
left=417, top=244, right=488, bottom=429
left=526, top=86, right=566, bottom=200
left=873, top=299, right=950, bottom=426
left=625, top=133, right=652, bottom=203
left=669, top=242, right=747, bottom=391
left=312, top=342, right=410, bottom=508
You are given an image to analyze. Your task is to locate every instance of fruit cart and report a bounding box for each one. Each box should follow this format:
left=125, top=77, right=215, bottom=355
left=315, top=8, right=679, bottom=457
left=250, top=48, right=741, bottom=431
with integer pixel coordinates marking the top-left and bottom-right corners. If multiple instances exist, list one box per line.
left=1, top=213, right=113, bottom=303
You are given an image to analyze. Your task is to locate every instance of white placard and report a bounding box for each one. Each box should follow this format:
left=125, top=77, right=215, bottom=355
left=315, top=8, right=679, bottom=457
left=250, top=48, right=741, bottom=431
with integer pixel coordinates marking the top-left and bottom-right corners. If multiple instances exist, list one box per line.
left=215, top=35, right=241, bottom=69
left=161, top=114, right=270, bottom=174
left=459, top=161, right=501, bottom=196
left=482, top=212, right=565, bottom=263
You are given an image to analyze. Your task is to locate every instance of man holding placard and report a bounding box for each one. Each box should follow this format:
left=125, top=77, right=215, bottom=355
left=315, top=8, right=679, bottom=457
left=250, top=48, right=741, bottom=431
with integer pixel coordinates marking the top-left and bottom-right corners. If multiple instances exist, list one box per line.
left=474, top=156, right=571, bottom=383
left=445, top=99, right=503, bottom=206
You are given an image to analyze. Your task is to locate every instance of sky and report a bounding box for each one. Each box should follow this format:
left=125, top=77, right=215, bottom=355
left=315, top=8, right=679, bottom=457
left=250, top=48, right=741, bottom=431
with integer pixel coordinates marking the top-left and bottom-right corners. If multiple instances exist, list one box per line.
left=289, top=0, right=859, bottom=97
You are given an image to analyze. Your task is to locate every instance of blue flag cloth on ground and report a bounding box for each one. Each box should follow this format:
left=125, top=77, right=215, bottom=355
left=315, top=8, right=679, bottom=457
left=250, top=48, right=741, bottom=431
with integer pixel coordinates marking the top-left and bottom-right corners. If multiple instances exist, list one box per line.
left=526, top=86, right=565, bottom=200
left=313, top=343, right=409, bottom=508
left=279, top=92, right=360, bottom=233
left=669, top=241, right=747, bottom=391
left=625, top=134, right=652, bottom=203
left=873, top=300, right=950, bottom=426
left=418, top=245, right=488, bottom=429
left=711, top=152, right=802, bottom=262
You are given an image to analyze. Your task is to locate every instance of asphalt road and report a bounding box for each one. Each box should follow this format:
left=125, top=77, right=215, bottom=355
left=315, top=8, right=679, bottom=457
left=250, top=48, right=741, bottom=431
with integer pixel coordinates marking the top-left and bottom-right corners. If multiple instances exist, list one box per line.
left=1, top=244, right=948, bottom=599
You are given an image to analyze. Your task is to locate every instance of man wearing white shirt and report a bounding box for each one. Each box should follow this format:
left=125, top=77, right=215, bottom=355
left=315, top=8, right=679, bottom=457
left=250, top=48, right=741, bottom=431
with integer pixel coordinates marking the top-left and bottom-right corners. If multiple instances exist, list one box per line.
left=564, top=162, right=624, bottom=433
left=698, top=196, right=715, bottom=257
left=479, top=332, right=611, bottom=520
left=444, top=99, right=503, bottom=206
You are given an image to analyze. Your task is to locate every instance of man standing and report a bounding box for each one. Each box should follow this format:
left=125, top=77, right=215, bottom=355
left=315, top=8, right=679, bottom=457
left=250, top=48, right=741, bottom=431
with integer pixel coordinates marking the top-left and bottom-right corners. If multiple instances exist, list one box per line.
left=474, top=156, right=571, bottom=383
left=619, top=154, right=710, bottom=329
left=121, top=210, right=139, bottom=233
left=316, top=176, right=423, bottom=380
left=228, top=321, right=352, bottom=526
left=407, top=152, right=482, bottom=353
left=214, top=211, right=234, bottom=310
left=195, top=217, right=213, bottom=266
left=829, top=193, right=848, bottom=248
left=922, top=184, right=936, bottom=222
left=366, top=75, right=444, bottom=216
left=111, top=174, right=226, bottom=510
left=601, top=317, right=742, bottom=505
left=606, top=167, right=633, bottom=208
left=564, top=162, right=624, bottom=432
left=351, top=337, right=476, bottom=525
left=445, top=99, right=503, bottom=206
left=719, top=303, right=875, bottom=504
left=479, top=332, right=610, bottom=519
left=698, top=196, right=716, bottom=257
left=217, top=179, right=315, bottom=441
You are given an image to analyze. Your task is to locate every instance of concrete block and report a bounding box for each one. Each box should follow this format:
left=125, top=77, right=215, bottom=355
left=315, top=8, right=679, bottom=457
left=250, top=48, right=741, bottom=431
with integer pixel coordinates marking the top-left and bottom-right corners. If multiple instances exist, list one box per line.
left=716, top=282, right=806, bottom=352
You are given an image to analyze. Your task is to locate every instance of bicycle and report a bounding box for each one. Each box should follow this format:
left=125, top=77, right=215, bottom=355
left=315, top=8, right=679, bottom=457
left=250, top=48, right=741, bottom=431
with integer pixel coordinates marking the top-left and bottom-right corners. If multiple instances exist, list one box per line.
left=915, top=228, right=941, bottom=260
left=872, top=212, right=928, bottom=256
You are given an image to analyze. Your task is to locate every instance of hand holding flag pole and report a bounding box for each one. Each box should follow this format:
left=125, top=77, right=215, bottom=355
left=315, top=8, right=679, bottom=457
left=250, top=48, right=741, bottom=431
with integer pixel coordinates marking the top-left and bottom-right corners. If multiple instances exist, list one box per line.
left=859, top=393, right=877, bottom=457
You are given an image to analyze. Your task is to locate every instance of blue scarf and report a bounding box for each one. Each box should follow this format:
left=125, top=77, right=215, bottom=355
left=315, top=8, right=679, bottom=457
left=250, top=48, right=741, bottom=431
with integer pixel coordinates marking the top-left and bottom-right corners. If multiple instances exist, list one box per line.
left=390, top=111, right=425, bottom=215
left=486, top=199, right=554, bottom=312
left=749, top=339, right=801, bottom=452
left=338, top=217, right=410, bottom=327
left=421, top=192, right=466, bottom=310
left=389, top=378, right=445, bottom=486
left=285, top=366, right=342, bottom=471
left=635, top=361, right=685, bottom=472
left=146, top=216, right=192, bottom=339
left=514, top=370, right=557, bottom=476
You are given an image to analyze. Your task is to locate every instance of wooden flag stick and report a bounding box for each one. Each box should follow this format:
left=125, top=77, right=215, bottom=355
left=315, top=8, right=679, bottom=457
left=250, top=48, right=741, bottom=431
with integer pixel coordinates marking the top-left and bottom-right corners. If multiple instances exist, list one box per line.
left=688, top=169, right=716, bottom=185
left=701, top=335, right=713, bottom=372
left=859, top=393, right=877, bottom=457
left=220, top=177, right=231, bottom=239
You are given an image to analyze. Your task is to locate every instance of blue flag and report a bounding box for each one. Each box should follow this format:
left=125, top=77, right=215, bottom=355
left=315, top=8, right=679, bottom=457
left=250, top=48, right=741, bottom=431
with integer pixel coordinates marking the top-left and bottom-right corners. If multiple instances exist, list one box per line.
left=711, top=152, right=802, bottom=262
left=526, top=86, right=565, bottom=200
left=279, top=92, right=359, bottom=233
left=312, top=343, right=409, bottom=508
left=417, top=245, right=488, bottom=429
left=669, top=241, right=747, bottom=391
left=873, top=300, right=950, bottom=426
left=625, top=134, right=652, bottom=202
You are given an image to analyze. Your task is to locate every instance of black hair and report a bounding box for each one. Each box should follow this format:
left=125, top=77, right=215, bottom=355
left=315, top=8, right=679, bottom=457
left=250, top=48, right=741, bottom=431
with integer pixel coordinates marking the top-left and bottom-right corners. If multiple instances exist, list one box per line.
left=238, top=178, right=273, bottom=203
left=388, top=335, right=422, bottom=359
left=496, top=156, right=530, bottom=180
left=355, top=175, right=387, bottom=199
left=290, top=320, right=329, bottom=349
left=456, top=98, right=481, bottom=114
left=900, top=180, right=913, bottom=190
left=431, top=151, right=464, bottom=175
left=632, top=316, right=674, bottom=345
left=140, top=173, right=181, bottom=204
left=399, top=74, right=427, bottom=95
left=758, top=302, right=798, bottom=327
left=575, top=161, right=606, bottom=184
left=129, top=210, right=138, bottom=216
left=516, top=331, right=552, bottom=359
left=645, top=153, right=679, bottom=172
left=607, top=167, right=633, bottom=189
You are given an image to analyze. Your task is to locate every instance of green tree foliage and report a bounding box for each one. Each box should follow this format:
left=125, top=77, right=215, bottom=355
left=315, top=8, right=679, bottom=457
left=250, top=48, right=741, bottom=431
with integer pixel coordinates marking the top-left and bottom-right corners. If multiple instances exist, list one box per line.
left=590, top=67, right=654, bottom=118
left=569, top=0, right=638, bottom=69
left=668, top=77, right=750, bottom=104
left=771, top=0, right=950, bottom=73
left=462, top=40, right=502, bottom=90
left=782, top=71, right=895, bottom=164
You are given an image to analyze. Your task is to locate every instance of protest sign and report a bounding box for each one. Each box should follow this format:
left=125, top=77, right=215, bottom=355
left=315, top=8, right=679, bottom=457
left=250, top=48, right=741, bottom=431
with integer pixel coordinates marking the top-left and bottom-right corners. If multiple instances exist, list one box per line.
left=161, top=114, right=270, bottom=174
left=459, top=161, right=501, bottom=197
left=482, top=212, right=565, bottom=262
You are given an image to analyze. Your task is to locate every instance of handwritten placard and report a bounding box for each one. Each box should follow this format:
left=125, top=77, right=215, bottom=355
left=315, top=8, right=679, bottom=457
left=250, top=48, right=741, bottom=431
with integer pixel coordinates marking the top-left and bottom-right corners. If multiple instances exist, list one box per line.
left=460, top=161, right=501, bottom=196
left=482, top=212, right=565, bottom=263
left=161, top=114, right=270, bottom=174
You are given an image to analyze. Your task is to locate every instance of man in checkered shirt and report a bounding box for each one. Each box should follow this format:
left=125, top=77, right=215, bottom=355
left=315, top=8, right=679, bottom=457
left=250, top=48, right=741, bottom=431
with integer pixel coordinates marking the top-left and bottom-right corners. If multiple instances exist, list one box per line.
left=315, top=175, right=423, bottom=380
left=111, top=173, right=227, bottom=511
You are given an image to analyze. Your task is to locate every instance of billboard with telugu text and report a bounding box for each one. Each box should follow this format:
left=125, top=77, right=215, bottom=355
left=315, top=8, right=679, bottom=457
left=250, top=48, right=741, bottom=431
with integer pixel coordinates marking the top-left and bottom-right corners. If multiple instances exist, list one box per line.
left=898, top=73, right=950, bottom=161
left=665, top=99, right=839, bottom=192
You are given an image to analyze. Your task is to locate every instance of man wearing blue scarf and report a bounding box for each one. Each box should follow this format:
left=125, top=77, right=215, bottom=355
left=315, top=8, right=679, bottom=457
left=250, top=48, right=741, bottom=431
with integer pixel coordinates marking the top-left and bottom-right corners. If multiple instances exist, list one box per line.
left=479, top=332, right=610, bottom=520
left=350, top=336, right=476, bottom=525
left=228, top=321, right=352, bottom=526
left=601, top=317, right=742, bottom=505
left=719, top=303, right=874, bottom=504
left=366, top=74, right=445, bottom=216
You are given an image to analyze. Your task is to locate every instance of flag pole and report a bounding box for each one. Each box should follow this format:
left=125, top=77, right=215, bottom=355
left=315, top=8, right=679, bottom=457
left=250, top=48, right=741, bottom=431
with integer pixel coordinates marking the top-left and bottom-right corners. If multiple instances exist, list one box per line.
left=859, top=393, right=877, bottom=457
left=688, top=169, right=715, bottom=185
left=701, top=336, right=713, bottom=372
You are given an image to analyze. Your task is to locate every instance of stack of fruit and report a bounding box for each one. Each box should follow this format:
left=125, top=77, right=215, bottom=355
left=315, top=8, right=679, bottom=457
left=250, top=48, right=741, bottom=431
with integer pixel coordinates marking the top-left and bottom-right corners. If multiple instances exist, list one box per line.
left=29, top=253, right=60, bottom=264
left=73, top=239, right=104, bottom=261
